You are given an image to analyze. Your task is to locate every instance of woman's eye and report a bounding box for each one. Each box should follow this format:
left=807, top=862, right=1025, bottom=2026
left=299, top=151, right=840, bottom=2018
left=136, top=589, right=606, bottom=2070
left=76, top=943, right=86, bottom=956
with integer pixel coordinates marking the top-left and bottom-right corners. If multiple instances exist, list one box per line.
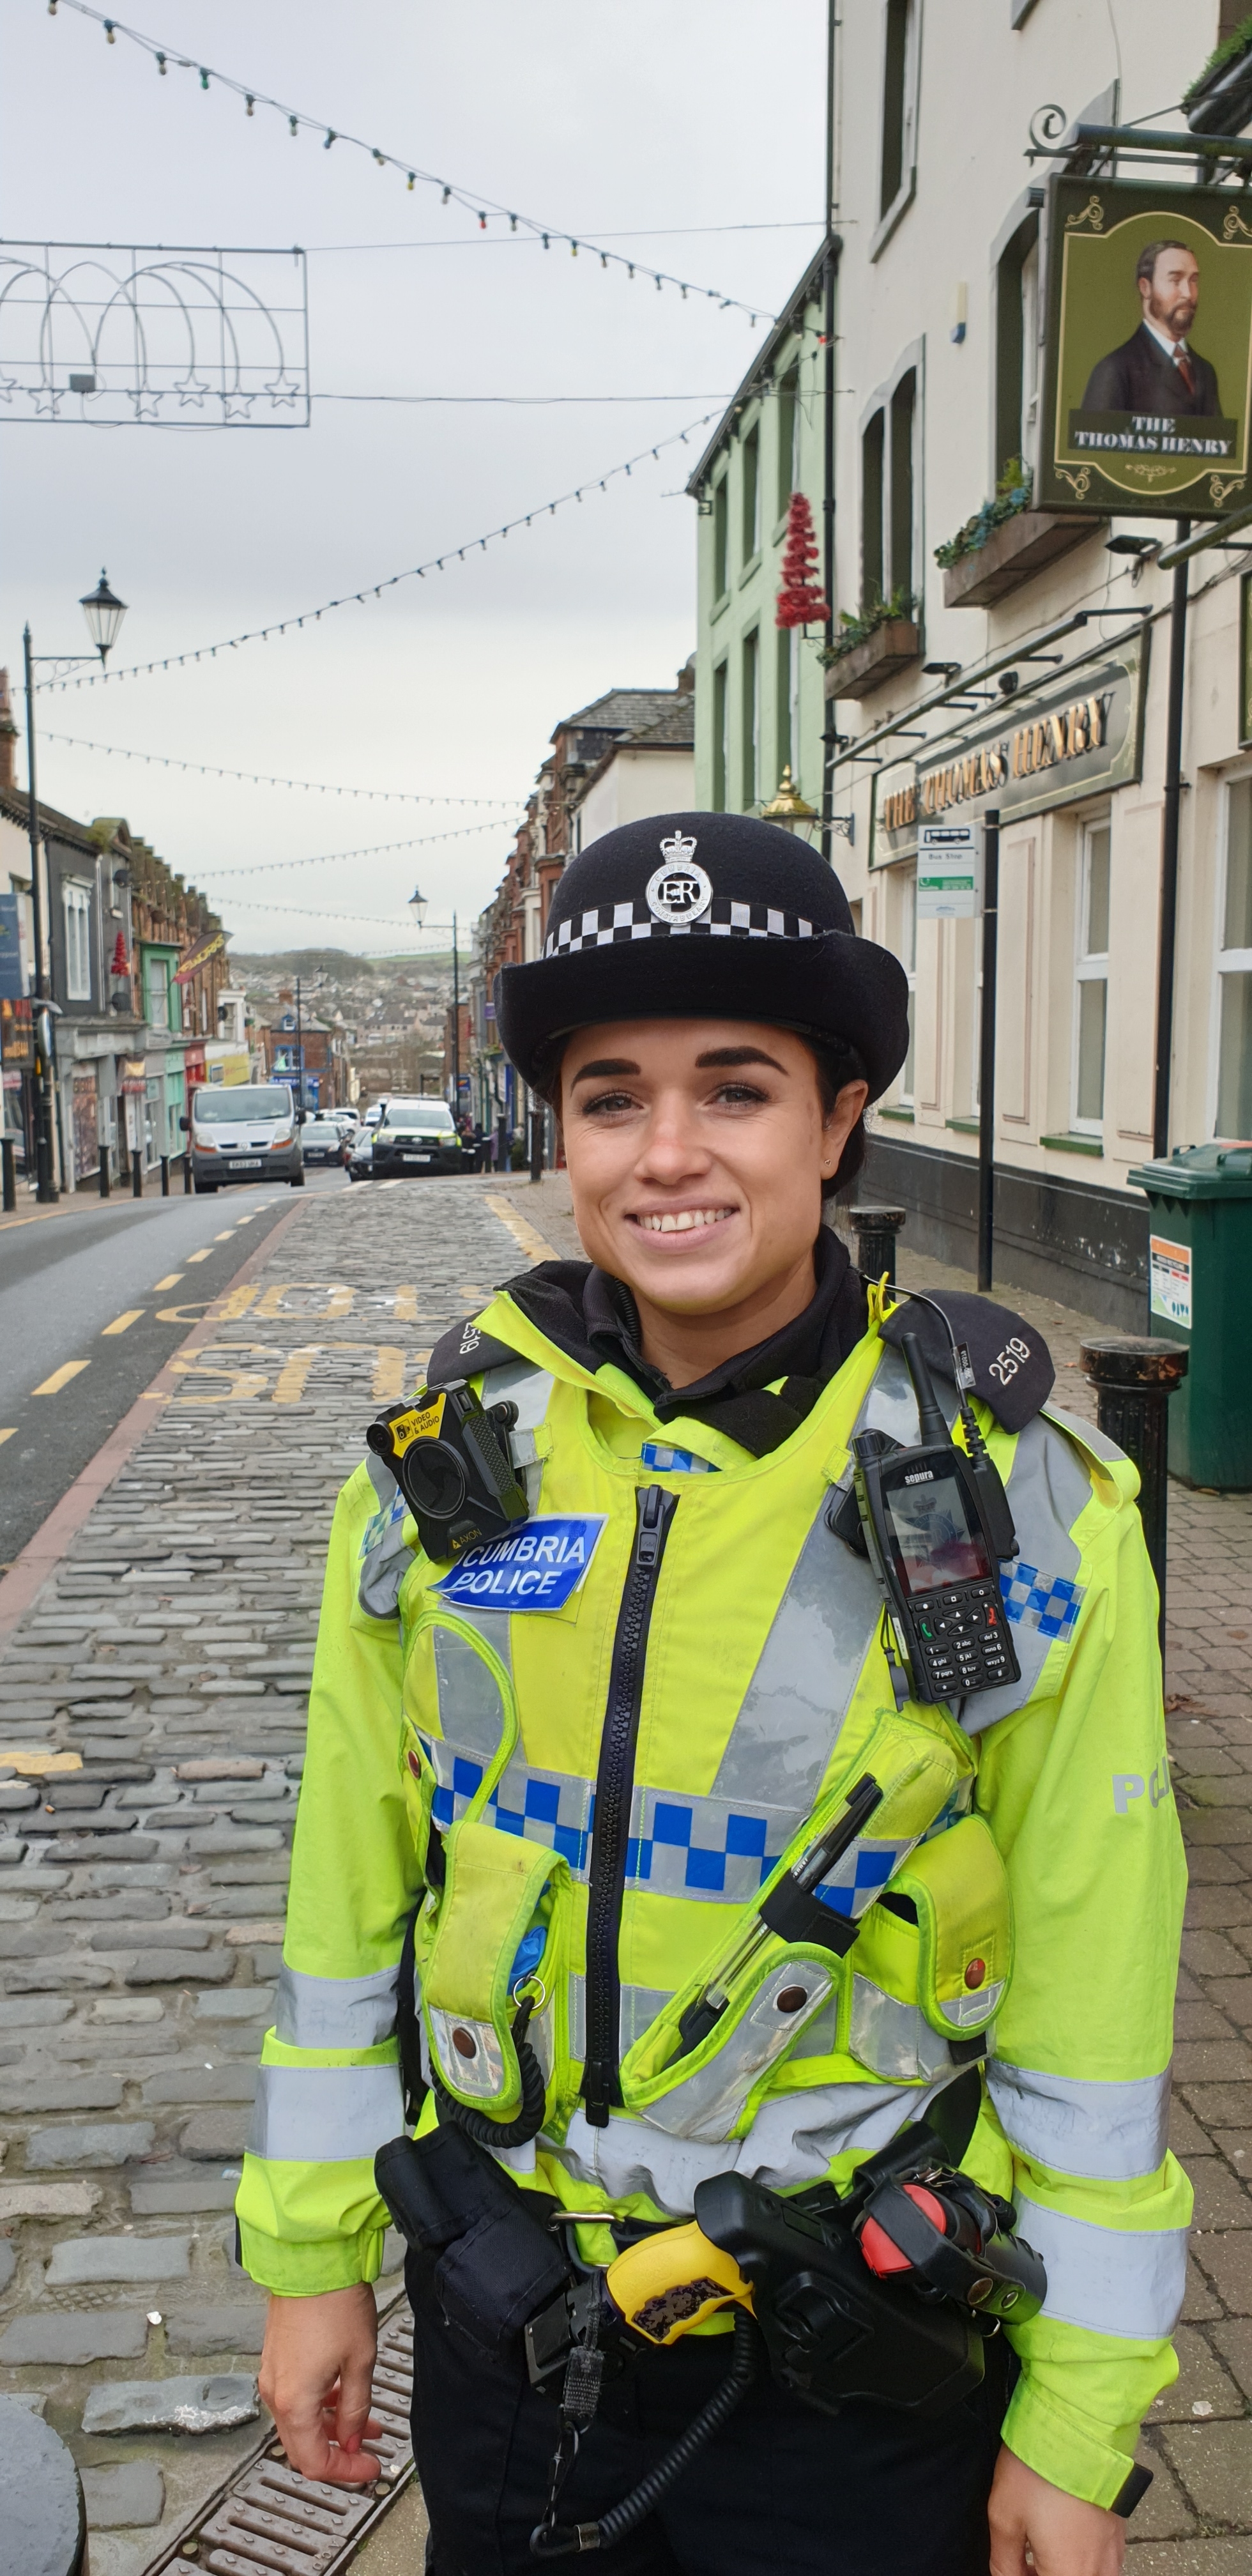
left=581, top=1089, right=637, bottom=1117
left=714, top=1083, right=769, bottom=1107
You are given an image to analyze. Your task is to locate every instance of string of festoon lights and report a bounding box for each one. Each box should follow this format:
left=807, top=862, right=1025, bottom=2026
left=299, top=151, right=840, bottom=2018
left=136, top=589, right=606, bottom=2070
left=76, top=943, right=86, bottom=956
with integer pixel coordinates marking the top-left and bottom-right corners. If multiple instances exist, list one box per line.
left=41, top=733, right=519, bottom=806
left=207, top=822, right=519, bottom=877
left=46, top=0, right=772, bottom=326
left=37, top=408, right=721, bottom=692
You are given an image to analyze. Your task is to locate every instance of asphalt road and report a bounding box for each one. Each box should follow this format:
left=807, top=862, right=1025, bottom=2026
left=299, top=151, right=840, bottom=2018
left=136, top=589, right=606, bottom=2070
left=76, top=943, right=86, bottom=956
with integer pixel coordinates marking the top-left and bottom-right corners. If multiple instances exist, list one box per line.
left=0, top=1165, right=347, bottom=1567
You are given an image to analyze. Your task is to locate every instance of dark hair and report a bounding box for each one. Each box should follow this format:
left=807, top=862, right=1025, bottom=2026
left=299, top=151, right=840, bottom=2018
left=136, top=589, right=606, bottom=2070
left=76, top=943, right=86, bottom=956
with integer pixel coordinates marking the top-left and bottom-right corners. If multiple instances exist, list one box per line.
left=533, top=1028, right=867, bottom=1198
left=1136, top=239, right=1193, bottom=289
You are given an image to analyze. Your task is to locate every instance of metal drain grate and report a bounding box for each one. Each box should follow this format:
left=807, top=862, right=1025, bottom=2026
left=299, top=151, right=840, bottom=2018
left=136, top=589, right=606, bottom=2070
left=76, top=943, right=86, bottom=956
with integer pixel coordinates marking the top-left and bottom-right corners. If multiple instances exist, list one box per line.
left=153, top=2299, right=415, bottom=2576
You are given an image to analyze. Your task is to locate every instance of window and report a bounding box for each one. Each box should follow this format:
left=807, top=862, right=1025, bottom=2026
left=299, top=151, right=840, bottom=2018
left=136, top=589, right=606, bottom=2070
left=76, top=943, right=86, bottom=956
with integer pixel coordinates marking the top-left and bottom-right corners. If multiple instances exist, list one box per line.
left=995, top=211, right=1041, bottom=482
left=874, top=0, right=920, bottom=254
left=1217, top=779, right=1252, bottom=1135
left=862, top=364, right=919, bottom=612
left=63, top=880, right=91, bottom=1001
left=899, top=868, right=917, bottom=1104
left=775, top=626, right=793, bottom=782
left=777, top=368, right=800, bottom=519
left=712, top=473, right=729, bottom=600
left=742, top=424, right=761, bottom=567
left=889, top=369, right=917, bottom=604
left=144, top=953, right=171, bottom=1030
left=742, top=631, right=760, bottom=809
left=1073, top=820, right=1110, bottom=1132
left=712, top=661, right=728, bottom=811
left=862, top=409, right=885, bottom=609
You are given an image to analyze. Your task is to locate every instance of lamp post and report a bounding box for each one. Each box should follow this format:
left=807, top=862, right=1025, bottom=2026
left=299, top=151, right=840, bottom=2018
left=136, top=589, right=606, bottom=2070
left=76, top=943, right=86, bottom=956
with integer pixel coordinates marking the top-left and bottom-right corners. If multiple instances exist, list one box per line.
left=761, top=767, right=818, bottom=837
left=409, top=887, right=461, bottom=1119
left=22, top=571, right=128, bottom=1200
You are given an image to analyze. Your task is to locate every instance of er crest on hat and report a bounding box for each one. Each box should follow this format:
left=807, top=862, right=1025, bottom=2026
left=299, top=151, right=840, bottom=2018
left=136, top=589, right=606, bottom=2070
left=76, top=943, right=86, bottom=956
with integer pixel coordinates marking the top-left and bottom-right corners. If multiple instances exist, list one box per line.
left=646, top=831, right=712, bottom=928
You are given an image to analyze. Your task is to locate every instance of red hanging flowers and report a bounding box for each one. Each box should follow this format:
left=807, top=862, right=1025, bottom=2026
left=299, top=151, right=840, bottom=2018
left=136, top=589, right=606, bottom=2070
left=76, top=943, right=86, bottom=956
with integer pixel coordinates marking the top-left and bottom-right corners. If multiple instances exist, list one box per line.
left=775, top=491, right=829, bottom=629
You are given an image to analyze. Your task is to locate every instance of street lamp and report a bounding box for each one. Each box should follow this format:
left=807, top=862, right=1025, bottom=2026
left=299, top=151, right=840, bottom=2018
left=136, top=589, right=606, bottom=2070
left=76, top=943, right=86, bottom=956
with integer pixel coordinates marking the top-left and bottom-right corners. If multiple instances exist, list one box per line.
left=760, top=765, right=818, bottom=834
left=22, top=574, right=130, bottom=1198
left=409, top=887, right=461, bottom=1123
left=79, top=570, right=128, bottom=664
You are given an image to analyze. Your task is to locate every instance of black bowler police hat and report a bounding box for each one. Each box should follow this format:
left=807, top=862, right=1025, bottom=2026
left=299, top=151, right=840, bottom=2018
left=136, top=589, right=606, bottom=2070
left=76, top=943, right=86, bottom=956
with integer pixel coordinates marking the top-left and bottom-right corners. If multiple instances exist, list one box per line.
left=494, top=811, right=910, bottom=1101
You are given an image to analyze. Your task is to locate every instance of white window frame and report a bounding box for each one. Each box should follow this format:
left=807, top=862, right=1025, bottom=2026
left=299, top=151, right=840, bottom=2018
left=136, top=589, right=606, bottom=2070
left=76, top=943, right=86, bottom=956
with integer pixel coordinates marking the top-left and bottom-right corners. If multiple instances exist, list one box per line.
left=63, top=878, right=92, bottom=1002
left=870, top=0, right=922, bottom=263
left=1212, top=766, right=1252, bottom=1139
left=1071, top=815, right=1111, bottom=1136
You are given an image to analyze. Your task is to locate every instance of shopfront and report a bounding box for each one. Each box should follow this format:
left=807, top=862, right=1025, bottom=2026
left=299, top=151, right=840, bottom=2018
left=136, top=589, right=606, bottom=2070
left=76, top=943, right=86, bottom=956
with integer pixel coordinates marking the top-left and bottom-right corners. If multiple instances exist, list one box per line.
left=861, top=622, right=1157, bottom=1325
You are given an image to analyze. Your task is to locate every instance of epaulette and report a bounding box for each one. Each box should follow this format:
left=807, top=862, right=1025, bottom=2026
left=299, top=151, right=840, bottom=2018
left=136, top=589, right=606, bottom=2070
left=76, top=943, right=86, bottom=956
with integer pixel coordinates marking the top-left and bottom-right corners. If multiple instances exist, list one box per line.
left=878, top=1289, right=1053, bottom=1434
left=426, top=1314, right=528, bottom=1388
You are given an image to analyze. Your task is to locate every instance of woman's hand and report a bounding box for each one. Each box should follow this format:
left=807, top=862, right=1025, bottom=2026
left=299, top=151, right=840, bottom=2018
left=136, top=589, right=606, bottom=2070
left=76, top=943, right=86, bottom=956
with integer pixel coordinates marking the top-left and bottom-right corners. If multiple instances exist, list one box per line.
left=259, top=2283, right=383, bottom=2485
left=989, top=2448, right=1127, bottom=2576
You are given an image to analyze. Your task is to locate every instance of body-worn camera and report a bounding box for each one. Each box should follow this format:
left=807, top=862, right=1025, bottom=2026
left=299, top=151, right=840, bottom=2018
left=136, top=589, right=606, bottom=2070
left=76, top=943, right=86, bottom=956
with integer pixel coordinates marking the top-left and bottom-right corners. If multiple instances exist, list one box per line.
left=367, top=1381, right=529, bottom=1563
left=843, top=1331, right=1021, bottom=1708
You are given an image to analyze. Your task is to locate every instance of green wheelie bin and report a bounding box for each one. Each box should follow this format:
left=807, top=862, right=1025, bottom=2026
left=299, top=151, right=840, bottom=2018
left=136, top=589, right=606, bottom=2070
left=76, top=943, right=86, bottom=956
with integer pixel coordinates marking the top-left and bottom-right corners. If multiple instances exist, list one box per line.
left=1128, top=1144, right=1252, bottom=1491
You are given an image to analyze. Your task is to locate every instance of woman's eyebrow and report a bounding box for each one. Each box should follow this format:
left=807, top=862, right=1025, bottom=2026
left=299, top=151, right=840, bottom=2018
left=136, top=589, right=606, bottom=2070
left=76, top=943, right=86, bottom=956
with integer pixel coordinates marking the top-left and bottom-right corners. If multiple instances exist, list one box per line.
left=695, top=1046, right=788, bottom=1075
left=569, top=1057, right=641, bottom=1088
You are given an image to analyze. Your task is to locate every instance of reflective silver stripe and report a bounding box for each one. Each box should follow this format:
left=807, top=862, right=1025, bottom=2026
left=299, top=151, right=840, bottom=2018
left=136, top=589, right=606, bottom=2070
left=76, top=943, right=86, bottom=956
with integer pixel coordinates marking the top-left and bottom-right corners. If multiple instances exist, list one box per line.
left=636, top=1961, right=837, bottom=2144
left=1043, top=1402, right=1126, bottom=1464
left=432, top=1623, right=511, bottom=1762
left=247, top=2062, right=405, bottom=2163
left=482, top=1360, right=554, bottom=1436
left=849, top=1977, right=963, bottom=2083
left=275, top=1963, right=398, bottom=2051
left=961, top=1414, right=1089, bottom=1737
left=1014, top=2192, right=1187, bottom=2338
left=989, top=2058, right=1171, bottom=2181
left=546, top=2074, right=970, bottom=2217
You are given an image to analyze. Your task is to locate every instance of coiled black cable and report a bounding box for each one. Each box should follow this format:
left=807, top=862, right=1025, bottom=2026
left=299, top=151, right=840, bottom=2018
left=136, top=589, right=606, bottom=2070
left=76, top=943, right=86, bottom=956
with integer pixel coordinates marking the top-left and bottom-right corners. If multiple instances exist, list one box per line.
left=429, top=1995, right=549, bottom=2150
left=529, top=2308, right=760, bottom=2558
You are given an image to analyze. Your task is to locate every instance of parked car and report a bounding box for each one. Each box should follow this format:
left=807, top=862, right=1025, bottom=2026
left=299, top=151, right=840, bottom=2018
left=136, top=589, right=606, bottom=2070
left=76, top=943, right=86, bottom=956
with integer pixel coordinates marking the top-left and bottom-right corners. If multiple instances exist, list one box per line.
left=298, top=1118, right=347, bottom=1169
left=363, top=1101, right=386, bottom=1129
left=347, top=1131, right=373, bottom=1182
left=183, top=1084, right=303, bottom=1192
left=369, top=1098, right=465, bottom=1178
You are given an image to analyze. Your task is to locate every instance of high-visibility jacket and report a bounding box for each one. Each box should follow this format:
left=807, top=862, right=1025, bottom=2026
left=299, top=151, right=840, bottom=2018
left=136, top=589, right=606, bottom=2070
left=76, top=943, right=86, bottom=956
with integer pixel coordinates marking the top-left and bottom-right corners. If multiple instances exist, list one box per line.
left=238, top=1283, right=1189, bottom=2513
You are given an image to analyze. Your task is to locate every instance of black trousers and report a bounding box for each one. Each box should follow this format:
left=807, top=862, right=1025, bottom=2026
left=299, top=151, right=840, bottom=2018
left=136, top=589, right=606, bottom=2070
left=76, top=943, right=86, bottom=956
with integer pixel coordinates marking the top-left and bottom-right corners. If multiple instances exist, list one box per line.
left=407, top=2255, right=1014, bottom=2576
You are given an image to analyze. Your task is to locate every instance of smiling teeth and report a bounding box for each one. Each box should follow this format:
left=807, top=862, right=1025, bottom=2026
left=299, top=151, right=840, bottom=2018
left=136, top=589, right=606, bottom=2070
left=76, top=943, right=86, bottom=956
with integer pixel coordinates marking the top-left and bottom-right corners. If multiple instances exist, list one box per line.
left=637, top=1209, right=733, bottom=1233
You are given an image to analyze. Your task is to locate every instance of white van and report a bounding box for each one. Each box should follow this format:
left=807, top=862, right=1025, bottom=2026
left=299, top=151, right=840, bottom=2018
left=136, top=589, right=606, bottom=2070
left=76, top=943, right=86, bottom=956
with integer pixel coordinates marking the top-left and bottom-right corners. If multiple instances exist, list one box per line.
left=184, top=1084, right=304, bottom=1193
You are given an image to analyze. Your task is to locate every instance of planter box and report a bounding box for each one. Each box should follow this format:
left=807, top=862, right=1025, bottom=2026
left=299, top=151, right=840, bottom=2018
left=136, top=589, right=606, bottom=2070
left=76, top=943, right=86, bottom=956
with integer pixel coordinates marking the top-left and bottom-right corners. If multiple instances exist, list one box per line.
left=942, top=509, right=1099, bottom=609
left=823, top=619, right=921, bottom=702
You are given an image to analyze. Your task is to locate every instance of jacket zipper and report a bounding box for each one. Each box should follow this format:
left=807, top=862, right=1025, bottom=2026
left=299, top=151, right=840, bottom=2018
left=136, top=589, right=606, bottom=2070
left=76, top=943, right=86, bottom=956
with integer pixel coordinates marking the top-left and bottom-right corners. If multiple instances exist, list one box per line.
left=582, top=1482, right=677, bottom=2127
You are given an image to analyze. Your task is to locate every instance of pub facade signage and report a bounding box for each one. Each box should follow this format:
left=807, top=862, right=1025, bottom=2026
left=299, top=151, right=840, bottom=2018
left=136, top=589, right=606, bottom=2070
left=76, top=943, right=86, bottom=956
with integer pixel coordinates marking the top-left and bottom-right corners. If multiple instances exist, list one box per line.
left=872, top=629, right=1149, bottom=866
left=1037, top=175, right=1252, bottom=521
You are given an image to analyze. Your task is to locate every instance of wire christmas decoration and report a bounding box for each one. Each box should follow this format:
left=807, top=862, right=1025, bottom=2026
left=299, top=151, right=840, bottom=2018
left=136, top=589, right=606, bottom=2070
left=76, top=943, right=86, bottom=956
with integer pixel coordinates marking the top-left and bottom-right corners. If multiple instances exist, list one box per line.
left=0, top=238, right=309, bottom=425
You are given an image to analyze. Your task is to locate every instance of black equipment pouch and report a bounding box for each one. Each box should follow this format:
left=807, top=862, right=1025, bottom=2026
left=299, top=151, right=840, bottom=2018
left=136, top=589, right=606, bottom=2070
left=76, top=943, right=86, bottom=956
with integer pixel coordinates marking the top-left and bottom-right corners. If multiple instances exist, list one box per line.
left=375, top=2124, right=569, bottom=2365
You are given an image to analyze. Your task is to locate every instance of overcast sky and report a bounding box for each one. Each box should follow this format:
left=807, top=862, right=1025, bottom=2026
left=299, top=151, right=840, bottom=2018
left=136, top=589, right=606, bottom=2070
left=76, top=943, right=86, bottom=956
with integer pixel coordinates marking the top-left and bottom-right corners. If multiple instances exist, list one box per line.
left=1, top=1, right=827, bottom=955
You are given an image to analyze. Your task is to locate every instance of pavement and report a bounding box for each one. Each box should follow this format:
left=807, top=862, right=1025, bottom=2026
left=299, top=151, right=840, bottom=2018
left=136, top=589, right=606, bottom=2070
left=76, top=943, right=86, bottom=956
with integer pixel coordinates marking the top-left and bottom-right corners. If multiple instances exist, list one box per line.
left=0, top=1169, right=1246, bottom=2572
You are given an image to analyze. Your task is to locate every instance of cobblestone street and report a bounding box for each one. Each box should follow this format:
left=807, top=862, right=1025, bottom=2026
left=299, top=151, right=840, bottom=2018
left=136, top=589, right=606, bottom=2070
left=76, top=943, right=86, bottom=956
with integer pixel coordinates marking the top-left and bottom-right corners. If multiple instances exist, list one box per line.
left=0, top=1174, right=1248, bottom=2571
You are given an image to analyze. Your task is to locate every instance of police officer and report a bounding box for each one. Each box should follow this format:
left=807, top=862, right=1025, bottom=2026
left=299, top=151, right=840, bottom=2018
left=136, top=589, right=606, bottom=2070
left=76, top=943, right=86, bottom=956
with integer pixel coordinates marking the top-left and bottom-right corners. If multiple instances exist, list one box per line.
left=246, top=816, right=1187, bottom=2576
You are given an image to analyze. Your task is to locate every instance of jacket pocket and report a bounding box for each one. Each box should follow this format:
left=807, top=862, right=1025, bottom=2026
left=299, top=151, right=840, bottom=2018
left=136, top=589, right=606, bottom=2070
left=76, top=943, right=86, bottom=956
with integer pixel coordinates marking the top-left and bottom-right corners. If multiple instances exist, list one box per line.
left=847, top=1813, right=1011, bottom=2081
left=416, top=1817, right=570, bottom=2119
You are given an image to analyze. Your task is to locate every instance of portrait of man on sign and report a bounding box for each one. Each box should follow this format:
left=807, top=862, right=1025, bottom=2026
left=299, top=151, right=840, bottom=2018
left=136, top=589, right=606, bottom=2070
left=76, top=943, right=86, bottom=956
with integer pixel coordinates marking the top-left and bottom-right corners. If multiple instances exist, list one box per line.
left=1081, top=238, right=1221, bottom=418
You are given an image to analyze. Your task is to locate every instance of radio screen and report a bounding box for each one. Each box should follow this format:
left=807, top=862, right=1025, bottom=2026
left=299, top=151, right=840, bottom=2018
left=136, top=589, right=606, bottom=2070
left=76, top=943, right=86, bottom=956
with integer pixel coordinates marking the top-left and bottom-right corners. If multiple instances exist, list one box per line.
left=882, top=1468, right=993, bottom=1597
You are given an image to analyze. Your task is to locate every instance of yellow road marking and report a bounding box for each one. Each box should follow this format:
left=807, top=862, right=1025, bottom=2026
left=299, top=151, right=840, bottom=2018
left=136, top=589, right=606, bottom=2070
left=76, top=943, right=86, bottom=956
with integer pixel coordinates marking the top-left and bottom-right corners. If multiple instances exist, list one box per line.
left=153, top=1273, right=183, bottom=1290
left=215, top=1230, right=234, bottom=1241
left=186, top=1248, right=212, bottom=1264
left=156, top=1301, right=210, bottom=1324
left=487, top=1196, right=560, bottom=1264
left=0, top=1429, right=15, bottom=1446
left=102, top=1310, right=144, bottom=1337
left=33, top=1360, right=90, bottom=1395
left=0, top=1747, right=82, bottom=1776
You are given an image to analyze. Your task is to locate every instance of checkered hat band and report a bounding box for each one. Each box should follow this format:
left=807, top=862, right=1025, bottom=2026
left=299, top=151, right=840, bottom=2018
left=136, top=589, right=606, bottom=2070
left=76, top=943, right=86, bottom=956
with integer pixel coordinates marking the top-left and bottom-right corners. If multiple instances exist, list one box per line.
left=544, top=898, right=816, bottom=956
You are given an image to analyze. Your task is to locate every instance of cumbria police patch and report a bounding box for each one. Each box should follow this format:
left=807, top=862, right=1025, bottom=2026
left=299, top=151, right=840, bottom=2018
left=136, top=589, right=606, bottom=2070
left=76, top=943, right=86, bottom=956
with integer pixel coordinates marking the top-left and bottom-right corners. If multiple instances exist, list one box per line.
left=433, top=1515, right=607, bottom=1611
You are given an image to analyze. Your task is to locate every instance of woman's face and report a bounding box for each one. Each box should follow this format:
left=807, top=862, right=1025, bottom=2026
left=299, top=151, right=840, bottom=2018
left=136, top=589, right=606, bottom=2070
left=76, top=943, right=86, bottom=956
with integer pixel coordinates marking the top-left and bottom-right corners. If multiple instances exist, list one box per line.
left=559, top=1017, right=867, bottom=1317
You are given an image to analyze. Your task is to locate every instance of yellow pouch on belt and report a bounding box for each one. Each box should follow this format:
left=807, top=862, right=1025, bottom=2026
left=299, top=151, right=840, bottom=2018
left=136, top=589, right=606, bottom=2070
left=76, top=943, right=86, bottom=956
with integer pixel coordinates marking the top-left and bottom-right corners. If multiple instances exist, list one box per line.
left=417, top=1818, right=569, bottom=2115
left=849, top=1813, right=1012, bottom=2074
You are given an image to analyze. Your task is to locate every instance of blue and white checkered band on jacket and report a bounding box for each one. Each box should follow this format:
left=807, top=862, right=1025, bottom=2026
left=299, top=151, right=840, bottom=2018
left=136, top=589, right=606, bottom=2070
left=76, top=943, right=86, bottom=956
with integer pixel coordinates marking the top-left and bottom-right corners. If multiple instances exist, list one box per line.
left=543, top=898, right=818, bottom=956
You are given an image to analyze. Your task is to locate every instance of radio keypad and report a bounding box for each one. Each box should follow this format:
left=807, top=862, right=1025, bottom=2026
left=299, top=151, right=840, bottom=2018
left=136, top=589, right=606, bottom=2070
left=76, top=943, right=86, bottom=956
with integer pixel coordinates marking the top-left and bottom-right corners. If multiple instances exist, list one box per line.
left=910, top=1578, right=1014, bottom=1703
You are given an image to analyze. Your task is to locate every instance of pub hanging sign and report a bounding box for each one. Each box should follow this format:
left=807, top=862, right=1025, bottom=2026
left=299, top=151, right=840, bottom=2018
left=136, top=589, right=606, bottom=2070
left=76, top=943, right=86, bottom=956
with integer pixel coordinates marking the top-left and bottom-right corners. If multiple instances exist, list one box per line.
left=1037, top=174, right=1252, bottom=520
left=872, top=627, right=1149, bottom=866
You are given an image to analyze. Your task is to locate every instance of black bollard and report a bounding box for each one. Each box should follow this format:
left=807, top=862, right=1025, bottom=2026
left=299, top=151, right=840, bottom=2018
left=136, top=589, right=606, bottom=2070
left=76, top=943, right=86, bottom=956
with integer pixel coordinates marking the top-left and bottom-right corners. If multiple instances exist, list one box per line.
left=183, top=1151, right=193, bottom=1193
left=1, top=1135, right=15, bottom=1213
left=132, top=1151, right=143, bottom=1199
left=496, top=1116, right=508, bottom=1173
left=98, top=1143, right=110, bottom=1199
left=1079, top=1337, right=1189, bottom=1653
left=160, top=1154, right=170, bottom=1197
left=529, top=1106, right=544, bottom=1184
left=849, top=1204, right=907, bottom=1287
left=0, top=2394, right=88, bottom=2576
